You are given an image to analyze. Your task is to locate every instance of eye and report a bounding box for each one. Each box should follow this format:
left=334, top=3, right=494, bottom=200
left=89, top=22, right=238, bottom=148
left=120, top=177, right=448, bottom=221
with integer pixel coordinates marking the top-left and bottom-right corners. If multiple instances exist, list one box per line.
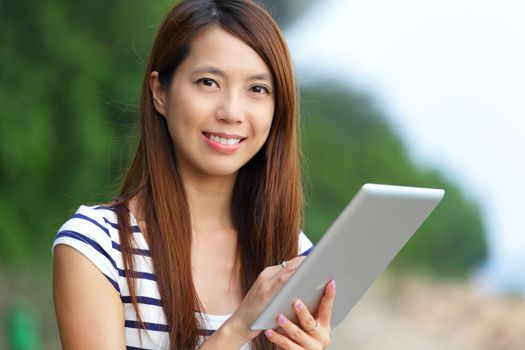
left=250, top=85, right=271, bottom=95
left=196, top=78, right=219, bottom=88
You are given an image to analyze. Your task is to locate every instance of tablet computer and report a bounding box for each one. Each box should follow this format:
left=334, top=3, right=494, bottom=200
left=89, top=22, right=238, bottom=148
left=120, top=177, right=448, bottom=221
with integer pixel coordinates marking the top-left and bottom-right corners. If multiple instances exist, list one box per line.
left=251, top=183, right=444, bottom=330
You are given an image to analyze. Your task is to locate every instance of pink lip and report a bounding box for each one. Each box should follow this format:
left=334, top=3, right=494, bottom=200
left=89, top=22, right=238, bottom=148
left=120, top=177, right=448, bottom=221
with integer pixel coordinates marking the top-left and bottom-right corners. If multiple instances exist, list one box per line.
left=201, top=132, right=245, bottom=154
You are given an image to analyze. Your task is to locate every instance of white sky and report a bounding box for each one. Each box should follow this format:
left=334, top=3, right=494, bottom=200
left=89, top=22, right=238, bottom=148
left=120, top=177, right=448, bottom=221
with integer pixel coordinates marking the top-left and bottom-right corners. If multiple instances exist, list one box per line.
left=286, top=0, right=525, bottom=292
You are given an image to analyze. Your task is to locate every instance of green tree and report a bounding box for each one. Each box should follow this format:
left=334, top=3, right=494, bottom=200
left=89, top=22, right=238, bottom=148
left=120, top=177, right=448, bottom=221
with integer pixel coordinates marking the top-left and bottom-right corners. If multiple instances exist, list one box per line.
left=0, top=0, right=172, bottom=264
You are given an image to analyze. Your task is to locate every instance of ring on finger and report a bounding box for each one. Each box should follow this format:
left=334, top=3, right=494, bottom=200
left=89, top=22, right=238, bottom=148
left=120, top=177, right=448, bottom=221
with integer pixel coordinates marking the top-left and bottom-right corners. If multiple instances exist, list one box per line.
left=305, top=319, right=320, bottom=333
left=281, top=260, right=287, bottom=269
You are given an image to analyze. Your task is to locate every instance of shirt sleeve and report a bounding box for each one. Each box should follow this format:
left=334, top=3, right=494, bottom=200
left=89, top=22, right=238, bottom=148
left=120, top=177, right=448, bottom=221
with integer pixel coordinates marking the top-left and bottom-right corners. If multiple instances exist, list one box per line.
left=52, top=205, right=121, bottom=294
left=298, top=231, right=314, bottom=256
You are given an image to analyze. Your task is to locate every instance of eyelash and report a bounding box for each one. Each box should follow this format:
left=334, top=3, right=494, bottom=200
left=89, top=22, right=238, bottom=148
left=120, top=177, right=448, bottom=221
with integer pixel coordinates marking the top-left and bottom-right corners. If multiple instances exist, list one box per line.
left=250, top=85, right=271, bottom=95
left=196, top=78, right=218, bottom=88
left=196, top=78, right=271, bottom=95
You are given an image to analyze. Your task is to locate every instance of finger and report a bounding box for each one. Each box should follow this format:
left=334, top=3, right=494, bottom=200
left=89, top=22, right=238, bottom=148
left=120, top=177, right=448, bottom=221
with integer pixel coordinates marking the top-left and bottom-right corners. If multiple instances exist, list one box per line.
left=264, top=329, right=302, bottom=350
left=293, top=299, right=318, bottom=333
left=267, top=256, right=306, bottom=286
left=317, top=279, right=336, bottom=326
left=263, top=256, right=303, bottom=280
left=273, top=258, right=305, bottom=289
left=255, top=270, right=295, bottom=310
left=274, top=314, right=319, bottom=348
left=279, top=256, right=306, bottom=273
left=258, top=257, right=308, bottom=305
left=288, top=255, right=307, bottom=266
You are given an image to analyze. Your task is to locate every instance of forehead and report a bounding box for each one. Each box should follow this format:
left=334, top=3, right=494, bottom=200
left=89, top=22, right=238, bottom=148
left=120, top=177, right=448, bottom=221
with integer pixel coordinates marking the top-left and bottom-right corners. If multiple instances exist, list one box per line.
left=178, top=26, right=272, bottom=77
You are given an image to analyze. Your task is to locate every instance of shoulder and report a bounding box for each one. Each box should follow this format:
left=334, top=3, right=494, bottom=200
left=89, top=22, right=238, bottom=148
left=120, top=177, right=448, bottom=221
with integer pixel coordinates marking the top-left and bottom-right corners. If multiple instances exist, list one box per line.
left=54, top=204, right=121, bottom=242
left=53, top=205, right=124, bottom=292
left=53, top=204, right=123, bottom=257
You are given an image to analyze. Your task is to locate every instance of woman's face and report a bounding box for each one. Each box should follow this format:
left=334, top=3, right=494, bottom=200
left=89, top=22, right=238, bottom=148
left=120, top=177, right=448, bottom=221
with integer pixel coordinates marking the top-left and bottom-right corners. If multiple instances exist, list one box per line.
left=151, top=26, right=275, bottom=179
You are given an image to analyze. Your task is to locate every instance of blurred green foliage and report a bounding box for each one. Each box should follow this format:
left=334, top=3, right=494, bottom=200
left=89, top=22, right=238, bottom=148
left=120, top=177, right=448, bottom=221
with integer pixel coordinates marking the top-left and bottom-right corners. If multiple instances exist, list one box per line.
left=7, top=299, right=41, bottom=350
left=0, top=0, right=486, bottom=275
left=0, top=0, right=172, bottom=264
left=300, top=83, right=487, bottom=275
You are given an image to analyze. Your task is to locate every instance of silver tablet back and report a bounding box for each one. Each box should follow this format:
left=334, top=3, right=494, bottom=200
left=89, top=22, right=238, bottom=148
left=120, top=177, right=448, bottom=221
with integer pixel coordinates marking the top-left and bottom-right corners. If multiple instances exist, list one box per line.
left=251, top=183, right=444, bottom=330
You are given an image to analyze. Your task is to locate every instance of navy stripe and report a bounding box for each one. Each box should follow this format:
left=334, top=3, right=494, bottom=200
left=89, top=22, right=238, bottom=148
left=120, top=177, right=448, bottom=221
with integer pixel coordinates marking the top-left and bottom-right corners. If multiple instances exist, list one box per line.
left=103, top=273, right=121, bottom=294
left=124, top=321, right=216, bottom=336
left=103, top=217, right=141, bottom=233
left=70, top=213, right=150, bottom=255
left=125, top=320, right=169, bottom=332
left=301, top=245, right=314, bottom=256
left=118, top=269, right=156, bottom=281
left=121, top=296, right=162, bottom=306
left=57, top=230, right=117, bottom=268
left=112, top=241, right=150, bottom=257
left=198, top=329, right=215, bottom=336
left=56, top=230, right=156, bottom=281
left=71, top=213, right=110, bottom=237
left=126, top=347, right=151, bottom=350
left=93, top=206, right=141, bottom=233
left=94, top=205, right=116, bottom=211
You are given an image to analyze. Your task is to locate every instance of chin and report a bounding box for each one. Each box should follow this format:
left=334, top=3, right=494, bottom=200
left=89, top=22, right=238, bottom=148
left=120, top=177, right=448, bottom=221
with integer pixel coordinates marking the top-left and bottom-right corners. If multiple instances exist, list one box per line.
left=198, top=163, right=244, bottom=178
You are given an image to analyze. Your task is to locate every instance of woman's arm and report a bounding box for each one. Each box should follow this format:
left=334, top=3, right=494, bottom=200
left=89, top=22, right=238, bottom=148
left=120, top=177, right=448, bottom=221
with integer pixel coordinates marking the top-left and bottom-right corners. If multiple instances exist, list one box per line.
left=53, top=245, right=126, bottom=349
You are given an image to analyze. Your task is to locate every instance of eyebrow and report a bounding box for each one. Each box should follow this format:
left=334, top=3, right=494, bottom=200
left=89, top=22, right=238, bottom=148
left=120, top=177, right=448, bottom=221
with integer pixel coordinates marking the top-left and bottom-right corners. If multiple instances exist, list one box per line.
left=192, top=65, right=273, bottom=83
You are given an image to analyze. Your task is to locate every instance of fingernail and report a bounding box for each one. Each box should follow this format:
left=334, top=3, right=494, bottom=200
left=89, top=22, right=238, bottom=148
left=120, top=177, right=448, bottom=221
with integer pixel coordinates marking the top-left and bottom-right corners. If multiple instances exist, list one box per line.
left=330, top=279, right=336, bottom=289
left=264, top=329, right=273, bottom=337
left=295, top=300, right=304, bottom=311
left=277, top=314, right=287, bottom=326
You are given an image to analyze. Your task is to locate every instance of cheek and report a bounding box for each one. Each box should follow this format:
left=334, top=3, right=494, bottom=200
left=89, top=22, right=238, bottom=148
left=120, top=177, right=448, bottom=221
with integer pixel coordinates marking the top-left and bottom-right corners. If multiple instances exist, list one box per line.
left=262, top=119, right=273, bottom=138
left=255, top=116, right=274, bottom=150
left=257, top=103, right=275, bottom=136
left=166, top=91, right=211, bottom=131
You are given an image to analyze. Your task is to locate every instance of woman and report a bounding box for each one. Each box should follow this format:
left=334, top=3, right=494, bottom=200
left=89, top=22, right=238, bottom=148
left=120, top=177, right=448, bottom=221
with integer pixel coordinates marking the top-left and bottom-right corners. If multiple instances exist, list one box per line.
left=52, top=0, right=335, bottom=349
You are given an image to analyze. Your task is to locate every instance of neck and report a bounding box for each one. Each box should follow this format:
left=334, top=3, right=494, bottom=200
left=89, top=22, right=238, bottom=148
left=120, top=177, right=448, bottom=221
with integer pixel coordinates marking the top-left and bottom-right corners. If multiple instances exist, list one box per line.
left=180, top=169, right=237, bottom=234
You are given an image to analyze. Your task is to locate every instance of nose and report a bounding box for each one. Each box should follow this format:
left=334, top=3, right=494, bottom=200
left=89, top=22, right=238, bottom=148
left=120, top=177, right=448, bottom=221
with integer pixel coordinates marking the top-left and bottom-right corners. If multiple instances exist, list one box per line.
left=215, top=91, right=245, bottom=124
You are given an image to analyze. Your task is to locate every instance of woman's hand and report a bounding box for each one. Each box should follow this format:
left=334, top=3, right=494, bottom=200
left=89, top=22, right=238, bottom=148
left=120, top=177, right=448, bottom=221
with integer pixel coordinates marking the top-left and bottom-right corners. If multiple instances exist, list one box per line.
left=263, top=279, right=336, bottom=349
left=221, top=256, right=307, bottom=346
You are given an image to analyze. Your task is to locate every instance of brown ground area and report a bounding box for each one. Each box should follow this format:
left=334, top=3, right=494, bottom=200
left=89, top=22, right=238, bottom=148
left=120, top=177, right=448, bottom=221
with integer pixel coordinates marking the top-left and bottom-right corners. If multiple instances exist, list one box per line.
left=330, top=273, right=525, bottom=350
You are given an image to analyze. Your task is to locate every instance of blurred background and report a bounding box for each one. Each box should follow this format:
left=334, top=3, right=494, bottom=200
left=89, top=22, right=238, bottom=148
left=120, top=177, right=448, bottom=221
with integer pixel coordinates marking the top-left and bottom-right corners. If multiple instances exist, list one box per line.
left=0, top=0, right=523, bottom=349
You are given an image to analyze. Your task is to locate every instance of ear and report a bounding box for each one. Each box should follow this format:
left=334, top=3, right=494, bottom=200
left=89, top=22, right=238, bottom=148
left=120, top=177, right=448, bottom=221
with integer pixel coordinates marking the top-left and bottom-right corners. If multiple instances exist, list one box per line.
left=150, top=71, right=167, bottom=116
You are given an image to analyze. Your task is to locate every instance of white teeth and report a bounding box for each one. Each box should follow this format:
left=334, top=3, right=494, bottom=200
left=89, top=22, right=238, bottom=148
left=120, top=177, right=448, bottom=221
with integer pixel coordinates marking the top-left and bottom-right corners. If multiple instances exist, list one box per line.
left=208, top=134, right=241, bottom=145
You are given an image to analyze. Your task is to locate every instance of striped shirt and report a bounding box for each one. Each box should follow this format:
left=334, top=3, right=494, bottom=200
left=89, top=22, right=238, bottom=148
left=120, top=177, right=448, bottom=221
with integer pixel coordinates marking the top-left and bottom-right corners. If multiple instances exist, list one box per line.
left=53, top=205, right=314, bottom=349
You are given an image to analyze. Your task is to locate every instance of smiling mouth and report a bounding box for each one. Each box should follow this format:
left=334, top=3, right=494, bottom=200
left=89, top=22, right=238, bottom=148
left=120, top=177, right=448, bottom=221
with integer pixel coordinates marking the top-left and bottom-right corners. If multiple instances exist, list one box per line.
left=203, top=132, right=245, bottom=145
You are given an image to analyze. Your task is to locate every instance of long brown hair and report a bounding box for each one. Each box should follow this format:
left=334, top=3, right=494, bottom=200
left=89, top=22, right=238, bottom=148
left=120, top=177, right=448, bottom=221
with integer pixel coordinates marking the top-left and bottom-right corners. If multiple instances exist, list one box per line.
left=114, top=1, right=302, bottom=348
